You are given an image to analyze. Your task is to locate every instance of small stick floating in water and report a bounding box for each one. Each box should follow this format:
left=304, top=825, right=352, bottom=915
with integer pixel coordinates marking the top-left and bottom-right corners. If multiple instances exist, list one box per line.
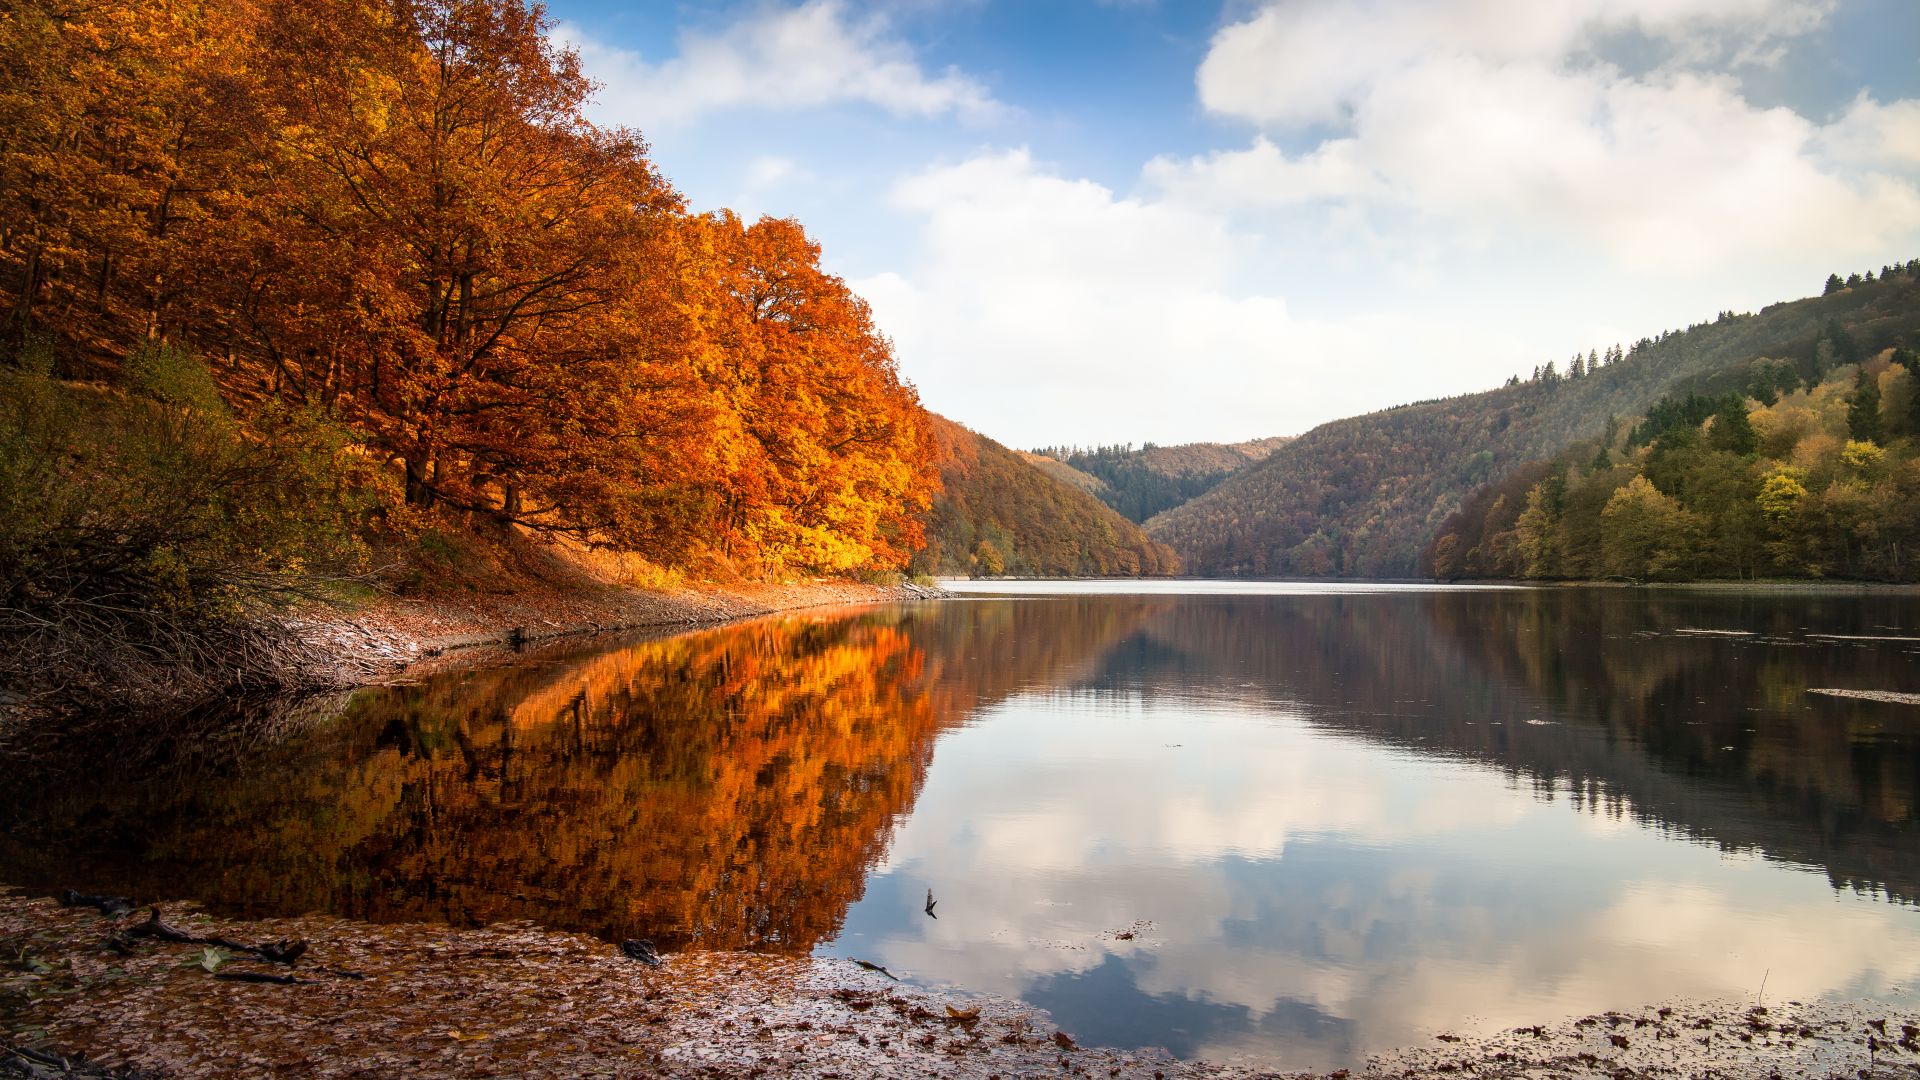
left=851, top=958, right=898, bottom=980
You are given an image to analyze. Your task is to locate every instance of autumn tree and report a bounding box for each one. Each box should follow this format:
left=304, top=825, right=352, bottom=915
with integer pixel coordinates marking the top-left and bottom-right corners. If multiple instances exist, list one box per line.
left=1513, top=477, right=1564, bottom=577
left=245, top=0, right=690, bottom=529
left=1601, top=476, right=1698, bottom=581
left=0, top=0, right=1200, bottom=591
left=690, top=211, right=936, bottom=573
left=0, top=0, right=270, bottom=346
left=1904, top=350, right=1920, bottom=435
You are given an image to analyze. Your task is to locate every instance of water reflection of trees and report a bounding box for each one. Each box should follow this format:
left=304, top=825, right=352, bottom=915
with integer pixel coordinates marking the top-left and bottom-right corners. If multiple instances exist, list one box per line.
left=8, top=590, right=1908, bottom=953
left=1117, top=591, right=1920, bottom=903
left=0, top=599, right=1156, bottom=951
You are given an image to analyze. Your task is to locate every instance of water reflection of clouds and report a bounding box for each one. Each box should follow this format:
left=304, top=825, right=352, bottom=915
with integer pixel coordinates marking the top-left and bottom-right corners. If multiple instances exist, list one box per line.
left=879, top=696, right=1533, bottom=873
left=832, top=694, right=1920, bottom=1066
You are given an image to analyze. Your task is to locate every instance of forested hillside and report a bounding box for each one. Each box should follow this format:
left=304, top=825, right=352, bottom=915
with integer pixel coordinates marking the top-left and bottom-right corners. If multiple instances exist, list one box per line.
left=1148, top=267, right=1920, bottom=577
left=1017, top=451, right=1108, bottom=497
left=1427, top=344, right=1920, bottom=582
left=0, top=0, right=953, bottom=705
left=1032, top=437, right=1290, bottom=523
left=912, top=418, right=1180, bottom=578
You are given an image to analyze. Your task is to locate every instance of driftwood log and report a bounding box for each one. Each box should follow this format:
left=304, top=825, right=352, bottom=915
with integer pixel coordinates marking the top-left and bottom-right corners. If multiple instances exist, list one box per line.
left=111, top=906, right=366, bottom=980
left=124, top=906, right=303, bottom=963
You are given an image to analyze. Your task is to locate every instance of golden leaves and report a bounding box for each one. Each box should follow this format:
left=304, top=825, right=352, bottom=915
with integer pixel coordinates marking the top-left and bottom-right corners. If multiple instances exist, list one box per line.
left=2, top=0, right=939, bottom=580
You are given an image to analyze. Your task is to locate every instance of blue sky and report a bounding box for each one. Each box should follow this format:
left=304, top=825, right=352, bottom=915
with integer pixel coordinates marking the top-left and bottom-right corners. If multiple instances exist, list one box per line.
left=547, top=0, right=1920, bottom=448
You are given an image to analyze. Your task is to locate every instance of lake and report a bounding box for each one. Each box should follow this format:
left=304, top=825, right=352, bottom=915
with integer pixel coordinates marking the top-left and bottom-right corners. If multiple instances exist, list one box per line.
left=3, top=582, right=1917, bottom=1071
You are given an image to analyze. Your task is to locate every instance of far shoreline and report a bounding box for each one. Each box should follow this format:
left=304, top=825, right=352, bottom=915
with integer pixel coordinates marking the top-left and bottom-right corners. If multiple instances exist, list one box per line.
left=949, top=575, right=1920, bottom=594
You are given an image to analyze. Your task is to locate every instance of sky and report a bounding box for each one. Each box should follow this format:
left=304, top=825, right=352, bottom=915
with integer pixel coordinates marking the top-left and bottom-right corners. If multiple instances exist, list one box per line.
left=544, top=0, right=1920, bottom=450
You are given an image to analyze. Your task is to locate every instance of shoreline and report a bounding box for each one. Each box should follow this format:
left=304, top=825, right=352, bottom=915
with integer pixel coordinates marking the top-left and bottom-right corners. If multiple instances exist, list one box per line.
left=4, top=891, right=1913, bottom=1079
left=0, top=577, right=946, bottom=743
left=956, top=575, right=1920, bottom=593
left=1436, top=577, right=1920, bottom=592
left=302, top=577, right=948, bottom=688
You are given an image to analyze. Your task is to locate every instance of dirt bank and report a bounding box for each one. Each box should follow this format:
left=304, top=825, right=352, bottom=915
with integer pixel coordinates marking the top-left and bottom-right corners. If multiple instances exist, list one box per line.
left=5, top=893, right=1916, bottom=1079
left=0, top=575, right=942, bottom=750
left=302, top=577, right=945, bottom=686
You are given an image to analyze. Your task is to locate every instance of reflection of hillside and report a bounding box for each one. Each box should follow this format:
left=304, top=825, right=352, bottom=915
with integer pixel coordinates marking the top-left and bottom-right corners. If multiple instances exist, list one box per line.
left=1117, top=592, right=1920, bottom=903
left=0, top=600, right=1152, bottom=951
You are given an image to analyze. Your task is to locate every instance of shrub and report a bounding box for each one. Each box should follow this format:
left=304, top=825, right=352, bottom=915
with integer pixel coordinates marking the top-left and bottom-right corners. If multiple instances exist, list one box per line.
left=122, top=338, right=226, bottom=414
left=9, top=330, right=56, bottom=377
left=0, top=361, right=376, bottom=714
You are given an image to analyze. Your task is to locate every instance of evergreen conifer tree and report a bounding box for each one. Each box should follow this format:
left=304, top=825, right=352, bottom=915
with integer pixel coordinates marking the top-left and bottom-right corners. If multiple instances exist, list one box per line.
left=1848, top=368, right=1883, bottom=443
left=1707, top=397, right=1757, bottom=456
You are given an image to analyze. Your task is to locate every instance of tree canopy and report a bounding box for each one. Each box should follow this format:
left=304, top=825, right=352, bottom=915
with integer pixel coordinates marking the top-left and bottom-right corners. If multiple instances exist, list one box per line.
left=0, top=0, right=937, bottom=577
left=1428, top=351, right=1920, bottom=582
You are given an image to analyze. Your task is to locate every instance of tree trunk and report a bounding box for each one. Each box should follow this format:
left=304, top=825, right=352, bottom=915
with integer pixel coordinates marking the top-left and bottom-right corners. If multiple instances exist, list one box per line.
left=404, top=449, right=435, bottom=508
left=11, top=246, right=40, bottom=331
left=94, top=251, right=113, bottom=311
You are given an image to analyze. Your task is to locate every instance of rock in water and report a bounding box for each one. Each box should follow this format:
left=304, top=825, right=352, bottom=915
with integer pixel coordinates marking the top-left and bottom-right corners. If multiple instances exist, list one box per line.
left=621, top=939, right=662, bottom=965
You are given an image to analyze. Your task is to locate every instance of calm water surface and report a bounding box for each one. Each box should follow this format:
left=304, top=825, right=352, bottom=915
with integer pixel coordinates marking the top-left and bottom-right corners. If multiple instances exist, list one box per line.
left=4, top=582, right=1918, bottom=1070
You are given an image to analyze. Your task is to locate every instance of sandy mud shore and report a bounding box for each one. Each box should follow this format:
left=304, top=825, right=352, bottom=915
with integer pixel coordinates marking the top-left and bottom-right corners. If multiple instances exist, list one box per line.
left=5, top=892, right=1916, bottom=1079
left=301, top=578, right=947, bottom=687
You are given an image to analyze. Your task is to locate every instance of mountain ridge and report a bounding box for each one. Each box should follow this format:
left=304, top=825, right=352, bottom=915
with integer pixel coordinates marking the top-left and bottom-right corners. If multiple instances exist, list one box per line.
left=1143, top=268, right=1920, bottom=577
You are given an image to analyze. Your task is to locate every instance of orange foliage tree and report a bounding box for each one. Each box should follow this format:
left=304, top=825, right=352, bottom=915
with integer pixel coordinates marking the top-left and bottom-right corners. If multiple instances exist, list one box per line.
left=0, top=0, right=940, bottom=576
left=691, top=211, right=935, bottom=573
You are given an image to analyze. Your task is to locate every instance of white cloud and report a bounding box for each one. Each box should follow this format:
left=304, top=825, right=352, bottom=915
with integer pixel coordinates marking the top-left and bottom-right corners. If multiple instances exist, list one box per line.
left=1171, top=1, right=1920, bottom=274
left=743, top=154, right=809, bottom=190
left=1195, top=0, right=1833, bottom=129
left=855, top=150, right=1358, bottom=444
left=1818, top=93, right=1920, bottom=170
left=849, top=2, right=1920, bottom=445
left=571, top=0, right=1920, bottom=447
left=554, top=1, right=1002, bottom=128
left=859, top=148, right=1647, bottom=445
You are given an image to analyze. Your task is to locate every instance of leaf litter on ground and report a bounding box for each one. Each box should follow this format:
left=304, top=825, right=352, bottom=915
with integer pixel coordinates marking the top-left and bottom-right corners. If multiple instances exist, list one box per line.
left=4, top=888, right=1917, bottom=1078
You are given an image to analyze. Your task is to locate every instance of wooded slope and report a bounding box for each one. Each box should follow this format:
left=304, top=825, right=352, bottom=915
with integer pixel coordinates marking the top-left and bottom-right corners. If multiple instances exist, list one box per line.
left=0, top=0, right=937, bottom=581
left=1427, top=332, right=1920, bottom=582
left=912, top=418, right=1179, bottom=578
left=1147, top=270, right=1920, bottom=577
left=1030, top=437, right=1292, bottom=524
left=1016, top=451, right=1108, bottom=497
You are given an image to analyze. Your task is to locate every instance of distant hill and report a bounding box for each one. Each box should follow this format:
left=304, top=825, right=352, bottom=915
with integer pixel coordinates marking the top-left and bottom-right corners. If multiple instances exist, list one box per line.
left=1147, top=266, right=1920, bottom=577
left=912, top=417, right=1180, bottom=578
left=1016, top=451, right=1107, bottom=497
left=1425, top=337, right=1920, bottom=583
left=1030, top=437, right=1292, bottom=523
